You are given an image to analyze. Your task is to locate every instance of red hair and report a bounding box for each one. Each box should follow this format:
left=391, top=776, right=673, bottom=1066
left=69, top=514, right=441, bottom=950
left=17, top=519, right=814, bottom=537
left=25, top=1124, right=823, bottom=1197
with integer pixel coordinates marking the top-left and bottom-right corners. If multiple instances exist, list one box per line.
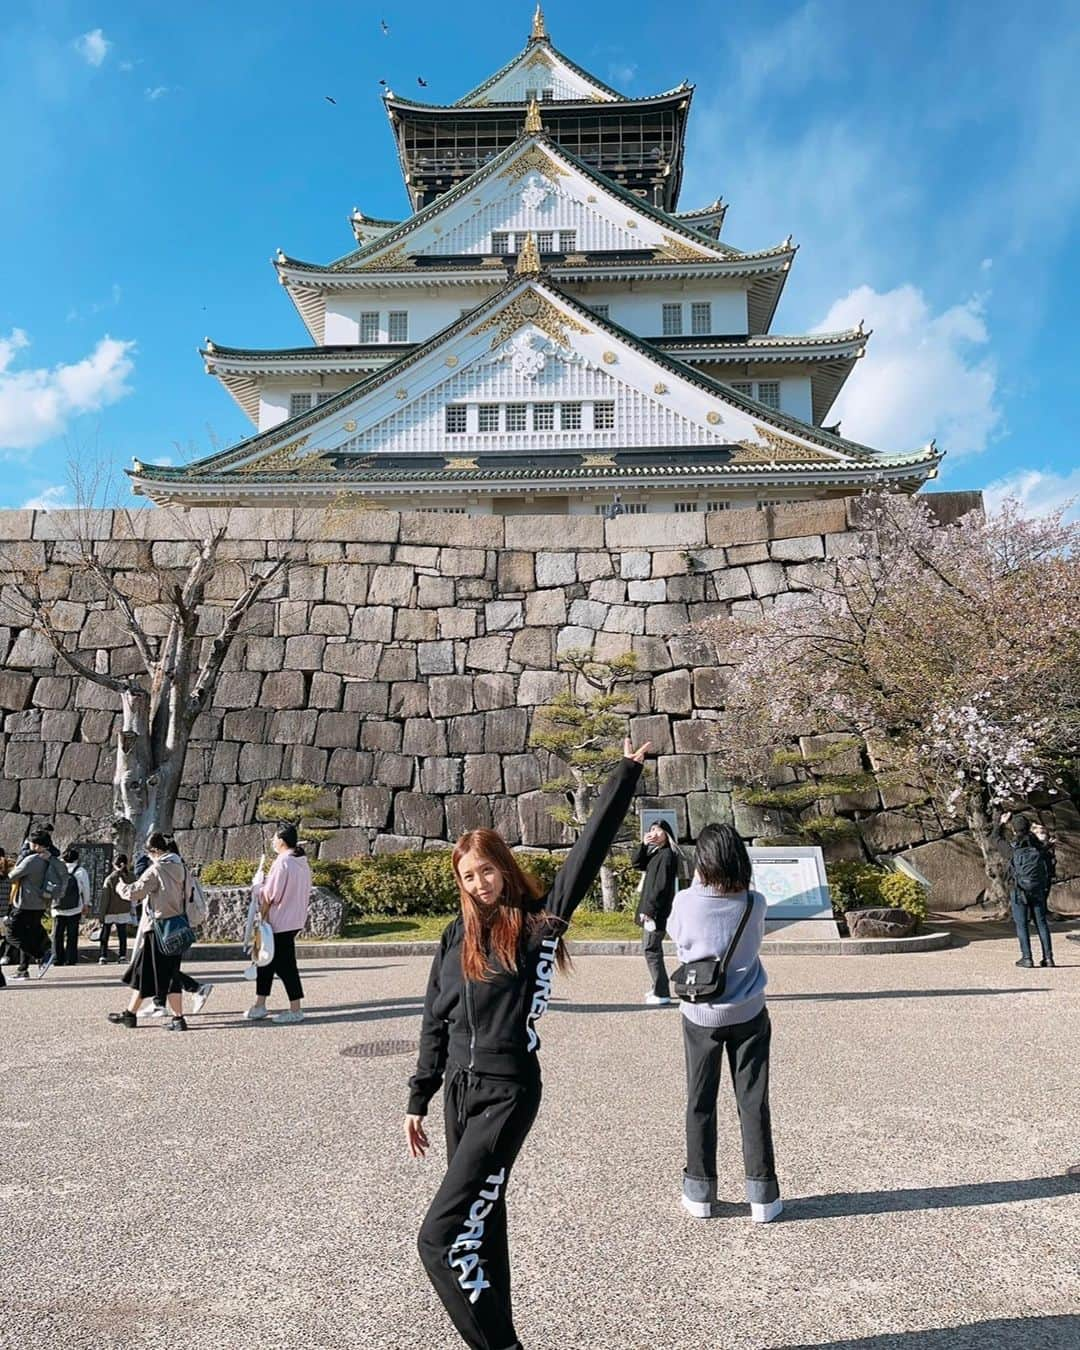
left=453, top=829, right=571, bottom=983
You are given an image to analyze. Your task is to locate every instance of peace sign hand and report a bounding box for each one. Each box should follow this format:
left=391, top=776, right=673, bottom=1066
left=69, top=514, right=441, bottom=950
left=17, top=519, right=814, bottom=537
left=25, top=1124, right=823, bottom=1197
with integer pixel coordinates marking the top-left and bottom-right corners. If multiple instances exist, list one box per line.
left=624, top=737, right=652, bottom=764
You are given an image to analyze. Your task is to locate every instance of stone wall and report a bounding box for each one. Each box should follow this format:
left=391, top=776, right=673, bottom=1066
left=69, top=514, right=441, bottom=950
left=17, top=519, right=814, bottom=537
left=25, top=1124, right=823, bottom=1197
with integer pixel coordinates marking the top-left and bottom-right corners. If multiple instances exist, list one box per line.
left=1, top=492, right=1076, bottom=915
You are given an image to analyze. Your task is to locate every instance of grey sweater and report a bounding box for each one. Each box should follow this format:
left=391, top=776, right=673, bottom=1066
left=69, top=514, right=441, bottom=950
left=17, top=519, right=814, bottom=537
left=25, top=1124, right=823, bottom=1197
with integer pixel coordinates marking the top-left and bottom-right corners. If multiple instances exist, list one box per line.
left=666, top=881, right=768, bottom=1027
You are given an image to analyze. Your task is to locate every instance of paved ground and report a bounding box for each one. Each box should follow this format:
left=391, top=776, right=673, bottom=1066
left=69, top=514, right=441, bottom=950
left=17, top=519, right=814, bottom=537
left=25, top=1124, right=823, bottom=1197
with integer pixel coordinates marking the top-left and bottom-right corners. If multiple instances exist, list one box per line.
left=1, top=934, right=1077, bottom=1350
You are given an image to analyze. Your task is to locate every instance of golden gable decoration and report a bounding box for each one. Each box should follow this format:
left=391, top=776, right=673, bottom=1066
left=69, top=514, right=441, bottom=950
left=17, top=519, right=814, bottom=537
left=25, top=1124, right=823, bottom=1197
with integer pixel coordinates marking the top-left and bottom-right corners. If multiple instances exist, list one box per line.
left=656, top=234, right=713, bottom=263
left=357, top=242, right=415, bottom=272
left=499, top=146, right=568, bottom=183
left=582, top=453, right=616, bottom=467
left=234, top=438, right=336, bottom=476
left=447, top=456, right=478, bottom=470
left=734, top=424, right=836, bottom=465
left=471, top=290, right=590, bottom=349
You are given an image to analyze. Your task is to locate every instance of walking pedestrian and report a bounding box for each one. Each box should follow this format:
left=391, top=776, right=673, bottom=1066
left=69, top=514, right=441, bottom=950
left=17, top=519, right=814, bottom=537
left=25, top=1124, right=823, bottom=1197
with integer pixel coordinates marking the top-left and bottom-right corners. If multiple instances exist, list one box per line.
left=135, top=838, right=213, bottom=1018
left=1009, top=818, right=1054, bottom=968
left=6, top=832, right=65, bottom=980
left=633, top=819, right=680, bottom=1005
left=244, top=824, right=311, bottom=1024
left=109, top=833, right=192, bottom=1031
left=666, top=821, right=781, bottom=1224
left=0, top=848, right=11, bottom=989
left=405, top=740, right=649, bottom=1350
left=97, top=854, right=134, bottom=964
left=52, top=848, right=90, bottom=966
left=1030, top=822, right=1061, bottom=919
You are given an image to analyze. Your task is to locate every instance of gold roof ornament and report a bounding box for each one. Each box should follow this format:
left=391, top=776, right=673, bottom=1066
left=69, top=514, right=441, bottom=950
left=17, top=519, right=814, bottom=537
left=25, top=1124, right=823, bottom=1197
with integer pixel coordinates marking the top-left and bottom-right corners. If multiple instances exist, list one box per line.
left=524, top=97, right=544, bottom=134
left=531, top=4, right=548, bottom=41
left=514, top=231, right=542, bottom=277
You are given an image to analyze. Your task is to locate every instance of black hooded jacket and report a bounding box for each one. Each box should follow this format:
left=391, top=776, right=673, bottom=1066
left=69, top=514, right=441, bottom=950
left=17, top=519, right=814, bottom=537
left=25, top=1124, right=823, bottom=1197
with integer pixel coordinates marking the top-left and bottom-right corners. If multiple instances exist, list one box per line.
left=632, top=841, right=679, bottom=930
left=407, top=758, right=642, bottom=1116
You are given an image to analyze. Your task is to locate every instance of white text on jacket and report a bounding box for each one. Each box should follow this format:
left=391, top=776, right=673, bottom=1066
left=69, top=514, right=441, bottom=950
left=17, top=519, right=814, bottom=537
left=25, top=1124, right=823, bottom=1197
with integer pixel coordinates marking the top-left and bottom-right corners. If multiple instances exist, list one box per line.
left=526, top=937, right=559, bottom=1052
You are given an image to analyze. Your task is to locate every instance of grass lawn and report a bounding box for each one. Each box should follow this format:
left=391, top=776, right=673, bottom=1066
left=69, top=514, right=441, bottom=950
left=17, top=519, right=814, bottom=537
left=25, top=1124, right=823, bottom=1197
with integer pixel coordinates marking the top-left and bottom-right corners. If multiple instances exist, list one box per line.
left=341, top=911, right=642, bottom=942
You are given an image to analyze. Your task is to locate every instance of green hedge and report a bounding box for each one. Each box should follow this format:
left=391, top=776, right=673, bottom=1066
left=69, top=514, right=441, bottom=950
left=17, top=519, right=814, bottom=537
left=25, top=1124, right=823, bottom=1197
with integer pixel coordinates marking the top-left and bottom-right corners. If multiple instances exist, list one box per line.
left=825, top=861, right=927, bottom=928
left=201, top=850, right=640, bottom=919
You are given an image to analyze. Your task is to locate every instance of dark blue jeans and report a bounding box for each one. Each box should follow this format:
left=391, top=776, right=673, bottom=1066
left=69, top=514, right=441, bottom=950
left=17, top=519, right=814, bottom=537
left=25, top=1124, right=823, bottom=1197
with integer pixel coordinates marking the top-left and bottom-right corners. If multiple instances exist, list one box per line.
left=1012, top=893, right=1052, bottom=963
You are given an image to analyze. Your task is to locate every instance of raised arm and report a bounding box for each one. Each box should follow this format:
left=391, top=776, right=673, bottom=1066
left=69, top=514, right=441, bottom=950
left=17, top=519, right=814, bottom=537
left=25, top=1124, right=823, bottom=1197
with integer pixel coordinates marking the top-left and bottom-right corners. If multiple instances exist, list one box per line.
left=544, top=739, right=650, bottom=925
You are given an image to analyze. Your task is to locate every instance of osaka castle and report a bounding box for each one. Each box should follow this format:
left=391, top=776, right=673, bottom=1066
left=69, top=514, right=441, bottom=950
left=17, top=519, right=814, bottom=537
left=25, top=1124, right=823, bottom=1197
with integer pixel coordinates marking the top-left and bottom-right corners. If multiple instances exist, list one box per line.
left=130, top=7, right=941, bottom=514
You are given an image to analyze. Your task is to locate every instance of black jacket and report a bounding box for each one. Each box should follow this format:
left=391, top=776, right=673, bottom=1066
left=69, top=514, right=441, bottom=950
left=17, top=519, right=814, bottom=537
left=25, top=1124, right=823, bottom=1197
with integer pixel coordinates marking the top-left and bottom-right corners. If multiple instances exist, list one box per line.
left=632, top=842, right=679, bottom=930
left=407, top=758, right=642, bottom=1116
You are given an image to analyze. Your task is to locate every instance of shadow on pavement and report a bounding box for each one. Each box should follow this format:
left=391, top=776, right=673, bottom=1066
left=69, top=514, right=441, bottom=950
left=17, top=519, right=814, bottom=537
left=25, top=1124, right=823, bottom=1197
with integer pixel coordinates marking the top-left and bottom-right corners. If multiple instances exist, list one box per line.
left=549, top=987, right=1050, bottom=1014
left=778, top=1174, right=1079, bottom=1221
left=778, top=1314, right=1080, bottom=1348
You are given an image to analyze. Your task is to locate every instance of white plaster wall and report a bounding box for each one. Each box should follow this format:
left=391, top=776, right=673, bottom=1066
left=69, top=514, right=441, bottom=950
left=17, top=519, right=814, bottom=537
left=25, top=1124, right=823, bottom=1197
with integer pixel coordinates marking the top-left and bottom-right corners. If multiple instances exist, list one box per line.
left=326, top=286, right=497, bottom=345
left=562, top=282, right=748, bottom=335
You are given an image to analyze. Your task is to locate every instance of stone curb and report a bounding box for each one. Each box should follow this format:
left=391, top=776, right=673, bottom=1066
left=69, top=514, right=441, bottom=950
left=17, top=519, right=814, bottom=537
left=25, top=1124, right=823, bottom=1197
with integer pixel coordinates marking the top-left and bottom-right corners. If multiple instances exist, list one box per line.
left=74, top=930, right=951, bottom=962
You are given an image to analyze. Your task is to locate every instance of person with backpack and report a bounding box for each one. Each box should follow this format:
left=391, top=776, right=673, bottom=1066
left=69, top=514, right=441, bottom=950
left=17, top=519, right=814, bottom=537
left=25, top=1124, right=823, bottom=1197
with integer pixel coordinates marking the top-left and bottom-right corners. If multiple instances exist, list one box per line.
left=6, top=831, right=66, bottom=980
left=52, top=848, right=90, bottom=966
left=0, top=848, right=11, bottom=989
left=1030, top=822, right=1061, bottom=920
left=110, top=833, right=193, bottom=1031
left=633, top=818, right=681, bottom=1006
left=244, top=824, right=311, bottom=1024
left=96, top=854, right=134, bottom=963
left=404, top=740, right=648, bottom=1350
left=1008, top=817, right=1054, bottom=968
left=665, top=821, right=781, bottom=1224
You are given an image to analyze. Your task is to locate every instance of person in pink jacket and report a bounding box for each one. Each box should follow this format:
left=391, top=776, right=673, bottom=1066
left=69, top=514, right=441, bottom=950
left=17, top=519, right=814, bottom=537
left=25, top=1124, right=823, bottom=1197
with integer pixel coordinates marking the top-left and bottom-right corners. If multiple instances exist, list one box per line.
left=244, top=824, right=312, bottom=1025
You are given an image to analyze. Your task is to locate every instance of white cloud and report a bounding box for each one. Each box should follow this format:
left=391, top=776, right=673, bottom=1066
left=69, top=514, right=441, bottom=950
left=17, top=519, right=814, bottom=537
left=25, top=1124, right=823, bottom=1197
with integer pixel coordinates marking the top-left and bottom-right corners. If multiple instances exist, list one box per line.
left=813, top=285, right=1001, bottom=457
left=983, top=467, right=1080, bottom=521
left=0, top=329, right=136, bottom=454
left=74, top=29, right=110, bottom=67
left=736, top=2, right=833, bottom=100
left=607, top=62, right=637, bottom=88
left=144, top=85, right=169, bottom=101
left=21, top=485, right=73, bottom=511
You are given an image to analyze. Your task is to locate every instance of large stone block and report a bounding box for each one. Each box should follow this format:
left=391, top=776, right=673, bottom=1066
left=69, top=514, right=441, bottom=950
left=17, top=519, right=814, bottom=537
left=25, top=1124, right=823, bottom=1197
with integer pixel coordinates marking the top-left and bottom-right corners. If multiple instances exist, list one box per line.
left=556, top=625, right=595, bottom=655
left=770, top=534, right=825, bottom=562
left=416, top=640, right=454, bottom=676
left=619, top=551, right=651, bottom=580
left=342, top=680, right=390, bottom=715
left=373, top=834, right=423, bottom=856
left=603, top=605, right=645, bottom=635
left=568, top=598, right=608, bottom=630
left=394, top=609, right=438, bottom=641
left=652, top=669, right=692, bottom=714
left=395, top=544, right=440, bottom=568
left=309, top=604, right=350, bottom=636
left=497, top=551, right=535, bottom=593
left=326, top=563, right=373, bottom=606
left=400, top=513, right=503, bottom=548
left=474, top=674, right=515, bottom=709
left=505, top=515, right=603, bottom=550
left=747, top=561, right=787, bottom=598
left=9, top=628, right=62, bottom=666
left=658, top=754, right=706, bottom=795
left=421, top=757, right=463, bottom=794
left=606, top=514, right=706, bottom=549
left=484, top=707, right=529, bottom=754
left=448, top=714, right=486, bottom=754
left=673, top=720, right=723, bottom=753
left=21, top=778, right=58, bottom=815
left=467, top=635, right=511, bottom=672
left=313, top=712, right=359, bottom=749
left=705, top=510, right=771, bottom=546
left=40, top=710, right=79, bottom=742
left=668, top=633, right=715, bottom=669
left=350, top=606, right=394, bottom=643
left=368, top=564, right=415, bottom=606
left=403, top=718, right=448, bottom=756
left=518, top=791, right=574, bottom=847
left=268, top=709, right=318, bottom=745
left=628, top=579, right=667, bottom=603
left=769, top=500, right=848, bottom=539
left=286, top=743, right=328, bottom=784
left=859, top=809, right=928, bottom=854
left=441, top=548, right=488, bottom=577
left=687, top=791, right=734, bottom=836
left=457, top=577, right=494, bottom=601
left=666, top=577, right=707, bottom=605
left=516, top=670, right=566, bottom=706
left=360, top=720, right=402, bottom=752
left=429, top=675, right=475, bottom=718
left=503, top=753, right=542, bottom=795
left=56, top=742, right=101, bottom=781
left=645, top=602, right=689, bottom=636
left=446, top=795, right=493, bottom=837
left=237, top=742, right=284, bottom=782
left=629, top=713, right=673, bottom=755
left=418, top=575, right=456, bottom=608
left=323, top=641, right=380, bottom=679
left=464, top=753, right=503, bottom=794
left=285, top=635, right=328, bottom=670
left=438, top=607, right=477, bottom=639
left=376, top=647, right=417, bottom=682
left=309, top=671, right=343, bottom=710
left=221, top=508, right=295, bottom=541
left=208, top=742, right=240, bottom=783
left=0, top=671, right=34, bottom=710
left=631, top=635, right=673, bottom=672
left=323, top=748, right=373, bottom=786
left=536, top=552, right=577, bottom=587
left=577, top=552, right=614, bottom=582
left=389, top=682, right=429, bottom=718
left=32, top=509, right=114, bottom=541
left=509, top=627, right=552, bottom=668
left=692, top=668, right=729, bottom=708
left=287, top=566, right=326, bottom=602
left=372, top=751, right=415, bottom=788
left=898, top=833, right=992, bottom=911
left=261, top=670, right=305, bottom=709
left=486, top=600, right=524, bottom=631
left=394, top=792, right=445, bottom=837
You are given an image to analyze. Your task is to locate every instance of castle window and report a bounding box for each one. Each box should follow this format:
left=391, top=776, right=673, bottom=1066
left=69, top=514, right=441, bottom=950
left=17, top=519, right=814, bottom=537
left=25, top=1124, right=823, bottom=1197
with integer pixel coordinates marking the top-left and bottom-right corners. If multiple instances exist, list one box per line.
left=593, top=401, right=615, bottom=430
left=315, top=392, right=334, bottom=405
left=491, top=232, right=511, bottom=255
left=506, top=403, right=527, bottom=432
left=691, top=302, right=712, bottom=335
left=537, top=231, right=555, bottom=253
left=541, top=88, right=555, bottom=102
left=445, top=405, right=467, bottom=434
left=560, top=402, right=582, bottom=430
left=388, top=311, right=409, bottom=342
left=359, top=311, right=379, bottom=343
left=558, top=230, right=577, bottom=251
left=532, top=403, right=555, bottom=431
left=592, top=304, right=610, bottom=319
left=662, top=303, right=683, bottom=336
left=757, top=381, right=781, bottom=410
left=706, top=500, right=731, bottom=512
left=289, top=393, right=313, bottom=417
left=478, top=403, right=501, bottom=432
left=674, top=501, right=699, bottom=513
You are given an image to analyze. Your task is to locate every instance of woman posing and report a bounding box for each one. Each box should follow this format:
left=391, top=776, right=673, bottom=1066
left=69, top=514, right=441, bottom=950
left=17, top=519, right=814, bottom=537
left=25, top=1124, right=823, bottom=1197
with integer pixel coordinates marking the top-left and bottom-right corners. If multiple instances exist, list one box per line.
left=244, top=824, right=311, bottom=1024
left=109, top=833, right=190, bottom=1033
left=666, top=822, right=781, bottom=1223
left=405, top=740, right=648, bottom=1350
left=633, top=818, right=680, bottom=1005
left=97, top=853, right=134, bottom=964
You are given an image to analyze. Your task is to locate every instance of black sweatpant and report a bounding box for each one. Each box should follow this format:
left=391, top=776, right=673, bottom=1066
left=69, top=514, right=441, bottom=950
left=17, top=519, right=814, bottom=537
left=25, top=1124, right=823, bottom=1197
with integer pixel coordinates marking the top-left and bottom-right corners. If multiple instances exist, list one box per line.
left=418, top=1067, right=541, bottom=1350
left=10, top=911, right=49, bottom=974
left=683, top=1007, right=779, bottom=1205
left=99, top=922, right=128, bottom=960
left=642, top=926, right=670, bottom=999
left=255, top=929, right=303, bottom=1002
left=52, top=913, right=80, bottom=965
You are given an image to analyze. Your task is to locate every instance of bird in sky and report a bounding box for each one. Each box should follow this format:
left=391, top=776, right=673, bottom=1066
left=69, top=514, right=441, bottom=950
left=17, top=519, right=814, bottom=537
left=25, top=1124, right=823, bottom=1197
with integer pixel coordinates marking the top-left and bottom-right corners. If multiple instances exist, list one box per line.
left=378, top=78, right=388, bottom=87
left=380, top=19, right=390, bottom=35
left=417, top=76, right=428, bottom=87
left=324, top=95, right=337, bottom=104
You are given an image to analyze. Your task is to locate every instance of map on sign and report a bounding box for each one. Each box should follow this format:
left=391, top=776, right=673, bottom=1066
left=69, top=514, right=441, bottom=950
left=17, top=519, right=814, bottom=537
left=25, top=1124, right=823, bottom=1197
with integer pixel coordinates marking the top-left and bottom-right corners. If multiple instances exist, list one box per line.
left=748, top=846, right=832, bottom=919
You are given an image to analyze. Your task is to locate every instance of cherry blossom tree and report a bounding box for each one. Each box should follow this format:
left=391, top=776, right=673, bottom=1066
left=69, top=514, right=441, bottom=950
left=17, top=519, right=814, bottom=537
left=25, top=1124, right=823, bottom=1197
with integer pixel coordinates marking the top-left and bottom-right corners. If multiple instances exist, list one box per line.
left=697, top=494, right=1080, bottom=909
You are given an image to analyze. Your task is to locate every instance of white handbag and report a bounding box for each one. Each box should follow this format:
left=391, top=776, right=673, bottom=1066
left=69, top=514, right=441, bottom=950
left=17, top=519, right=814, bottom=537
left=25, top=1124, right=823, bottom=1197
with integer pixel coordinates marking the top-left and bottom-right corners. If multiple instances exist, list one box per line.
left=254, top=920, right=275, bottom=968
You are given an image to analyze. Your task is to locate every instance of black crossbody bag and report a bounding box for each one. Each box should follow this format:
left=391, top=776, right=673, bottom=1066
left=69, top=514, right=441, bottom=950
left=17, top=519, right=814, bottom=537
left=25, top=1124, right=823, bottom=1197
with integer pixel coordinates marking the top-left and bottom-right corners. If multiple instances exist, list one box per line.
left=671, top=894, right=754, bottom=1003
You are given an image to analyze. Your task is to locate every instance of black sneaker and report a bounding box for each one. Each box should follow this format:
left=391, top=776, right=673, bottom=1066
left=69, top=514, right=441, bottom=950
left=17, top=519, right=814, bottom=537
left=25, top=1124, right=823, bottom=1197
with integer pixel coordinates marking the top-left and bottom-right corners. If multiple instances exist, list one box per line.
left=1040, top=957, right=1056, bottom=967
left=1015, top=958, right=1034, bottom=968
left=166, top=1016, right=188, bottom=1032
left=107, top=1010, right=138, bottom=1028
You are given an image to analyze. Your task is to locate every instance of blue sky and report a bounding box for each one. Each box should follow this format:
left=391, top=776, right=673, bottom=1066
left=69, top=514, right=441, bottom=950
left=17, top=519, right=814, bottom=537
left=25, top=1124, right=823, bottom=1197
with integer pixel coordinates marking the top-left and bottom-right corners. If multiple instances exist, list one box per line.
left=2, top=0, right=1078, bottom=514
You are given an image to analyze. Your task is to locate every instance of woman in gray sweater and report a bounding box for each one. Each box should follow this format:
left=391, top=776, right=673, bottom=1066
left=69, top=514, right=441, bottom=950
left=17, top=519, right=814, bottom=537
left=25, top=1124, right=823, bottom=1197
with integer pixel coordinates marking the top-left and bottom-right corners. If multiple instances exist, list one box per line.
left=666, top=822, right=781, bottom=1223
